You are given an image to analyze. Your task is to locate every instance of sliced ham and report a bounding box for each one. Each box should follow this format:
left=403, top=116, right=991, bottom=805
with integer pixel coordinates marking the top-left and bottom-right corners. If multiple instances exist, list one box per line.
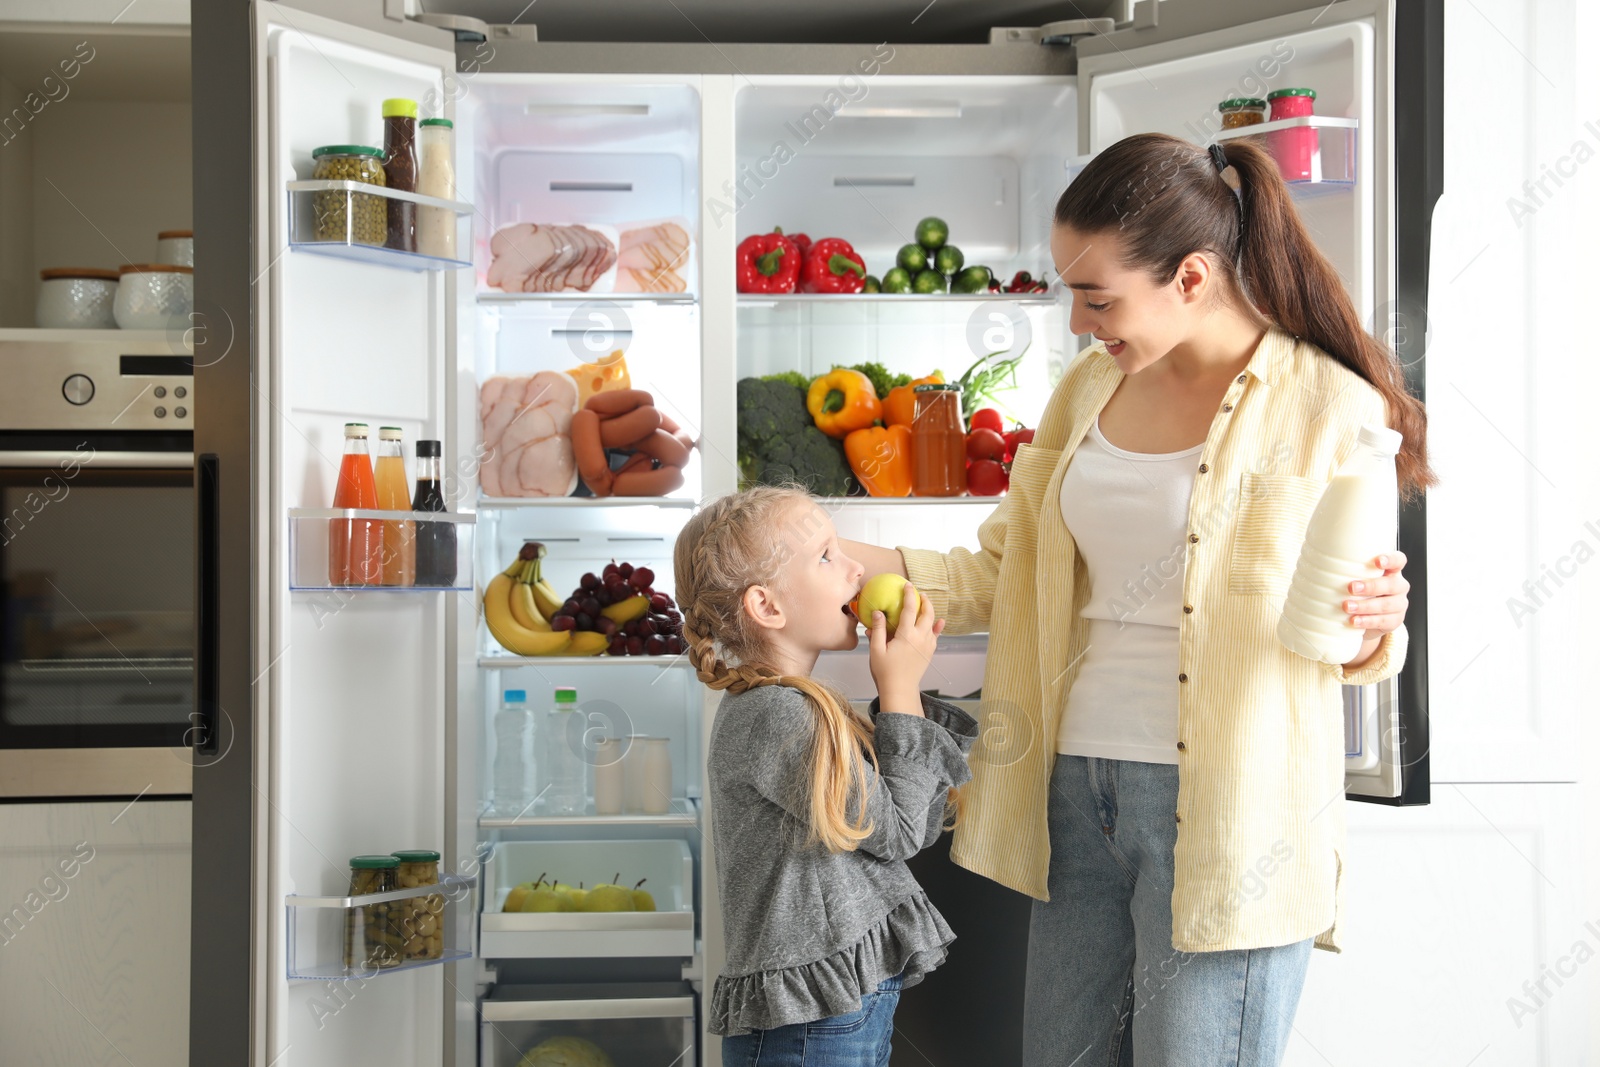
left=486, top=223, right=616, bottom=293
left=478, top=371, right=579, bottom=498
left=614, top=222, right=690, bottom=292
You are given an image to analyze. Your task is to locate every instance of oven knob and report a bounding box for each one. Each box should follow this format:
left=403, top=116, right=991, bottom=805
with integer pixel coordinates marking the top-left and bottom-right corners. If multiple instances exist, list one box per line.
left=62, top=374, right=94, bottom=405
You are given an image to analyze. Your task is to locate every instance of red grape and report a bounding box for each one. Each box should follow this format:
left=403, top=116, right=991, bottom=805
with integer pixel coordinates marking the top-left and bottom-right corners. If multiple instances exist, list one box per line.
left=603, top=562, right=619, bottom=578
left=580, top=572, right=600, bottom=591
left=550, top=615, right=577, bottom=632
left=618, top=562, right=634, bottom=578
left=574, top=613, right=593, bottom=631
left=607, top=637, right=627, bottom=656
left=665, top=635, right=685, bottom=655
left=638, top=617, right=658, bottom=637
left=561, top=598, right=581, bottom=616
left=629, top=567, right=655, bottom=590
left=580, top=596, right=601, bottom=617
left=597, top=617, right=618, bottom=638
left=664, top=608, right=682, bottom=625
left=649, top=592, right=671, bottom=612
left=623, top=620, right=641, bottom=638
left=625, top=636, right=644, bottom=656
left=595, top=587, right=614, bottom=606
left=645, top=634, right=667, bottom=655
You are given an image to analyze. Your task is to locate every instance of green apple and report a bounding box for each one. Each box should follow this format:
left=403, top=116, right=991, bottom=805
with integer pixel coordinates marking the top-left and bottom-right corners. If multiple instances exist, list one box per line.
left=502, top=881, right=536, bottom=913
left=631, top=879, right=655, bottom=912
left=582, top=884, right=635, bottom=912
left=850, top=573, right=922, bottom=636
left=522, top=883, right=571, bottom=912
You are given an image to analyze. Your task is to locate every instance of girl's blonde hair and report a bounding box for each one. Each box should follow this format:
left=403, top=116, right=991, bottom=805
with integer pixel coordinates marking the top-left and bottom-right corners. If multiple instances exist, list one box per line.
left=674, top=484, right=959, bottom=853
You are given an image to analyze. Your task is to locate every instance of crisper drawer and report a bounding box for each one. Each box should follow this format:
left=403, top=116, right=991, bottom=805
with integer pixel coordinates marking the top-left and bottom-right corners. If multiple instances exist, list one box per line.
left=482, top=839, right=694, bottom=959
left=480, top=982, right=697, bottom=1067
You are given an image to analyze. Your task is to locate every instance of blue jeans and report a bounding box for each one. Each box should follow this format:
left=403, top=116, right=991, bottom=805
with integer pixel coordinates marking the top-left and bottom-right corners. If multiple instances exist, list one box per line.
left=720, top=971, right=904, bottom=1067
left=1024, top=755, right=1313, bottom=1067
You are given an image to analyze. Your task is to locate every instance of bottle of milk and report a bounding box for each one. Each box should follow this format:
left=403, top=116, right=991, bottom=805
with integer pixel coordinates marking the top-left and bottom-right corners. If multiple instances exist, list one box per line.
left=1277, top=424, right=1403, bottom=665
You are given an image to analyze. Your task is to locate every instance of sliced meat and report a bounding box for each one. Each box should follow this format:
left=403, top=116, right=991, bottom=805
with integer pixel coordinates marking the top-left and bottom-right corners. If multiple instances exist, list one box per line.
left=487, top=223, right=617, bottom=293
left=478, top=370, right=580, bottom=497
left=615, top=223, right=690, bottom=292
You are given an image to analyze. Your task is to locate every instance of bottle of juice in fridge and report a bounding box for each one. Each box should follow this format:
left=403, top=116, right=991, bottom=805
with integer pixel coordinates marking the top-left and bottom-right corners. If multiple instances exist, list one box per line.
left=1277, top=424, right=1402, bottom=665
left=375, top=426, right=415, bottom=587
left=329, top=422, right=380, bottom=586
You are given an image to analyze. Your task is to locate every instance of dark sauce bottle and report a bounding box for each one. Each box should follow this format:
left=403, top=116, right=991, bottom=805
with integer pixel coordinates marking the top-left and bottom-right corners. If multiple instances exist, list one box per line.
left=381, top=98, right=418, bottom=252
left=411, top=439, right=456, bottom=586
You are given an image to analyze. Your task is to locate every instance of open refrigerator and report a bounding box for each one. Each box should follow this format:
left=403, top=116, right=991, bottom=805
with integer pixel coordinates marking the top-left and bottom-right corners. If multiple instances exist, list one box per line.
left=193, top=1, right=1434, bottom=1063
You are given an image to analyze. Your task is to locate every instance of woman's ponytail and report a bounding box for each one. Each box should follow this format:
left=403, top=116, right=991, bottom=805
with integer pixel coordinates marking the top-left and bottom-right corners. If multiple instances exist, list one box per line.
left=1057, top=133, right=1436, bottom=502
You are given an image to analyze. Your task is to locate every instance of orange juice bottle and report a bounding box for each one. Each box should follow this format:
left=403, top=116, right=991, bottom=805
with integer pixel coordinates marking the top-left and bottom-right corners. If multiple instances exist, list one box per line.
left=330, top=423, right=380, bottom=586
left=376, top=426, right=415, bottom=587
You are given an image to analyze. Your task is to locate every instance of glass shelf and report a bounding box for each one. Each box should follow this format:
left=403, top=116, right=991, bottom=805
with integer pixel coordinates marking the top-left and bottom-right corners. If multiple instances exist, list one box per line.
left=285, top=873, right=475, bottom=981
left=477, top=495, right=697, bottom=510
left=478, top=292, right=696, bottom=306
left=478, top=654, right=695, bottom=669
left=288, top=508, right=476, bottom=592
left=737, top=291, right=1058, bottom=309
left=286, top=180, right=474, bottom=272
left=808, top=494, right=1007, bottom=506
left=1213, top=115, right=1358, bottom=191
left=480, top=797, right=699, bottom=829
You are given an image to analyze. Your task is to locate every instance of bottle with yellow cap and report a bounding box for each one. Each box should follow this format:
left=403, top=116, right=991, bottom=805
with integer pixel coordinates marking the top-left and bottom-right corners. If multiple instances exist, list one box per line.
left=381, top=98, right=418, bottom=252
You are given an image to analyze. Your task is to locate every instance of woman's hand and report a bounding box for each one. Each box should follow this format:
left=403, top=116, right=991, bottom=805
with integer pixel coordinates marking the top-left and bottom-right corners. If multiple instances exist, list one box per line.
left=1342, top=550, right=1409, bottom=668
left=868, top=581, right=945, bottom=716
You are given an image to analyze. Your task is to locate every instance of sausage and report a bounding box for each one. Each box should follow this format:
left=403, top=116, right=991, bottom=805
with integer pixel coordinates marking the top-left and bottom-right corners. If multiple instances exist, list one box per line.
left=598, top=404, right=663, bottom=448
left=656, top=411, right=696, bottom=453
left=613, top=464, right=685, bottom=496
left=570, top=408, right=612, bottom=496
left=615, top=451, right=653, bottom=476
left=633, top=428, right=691, bottom=469
left=585, top=389, right=655, bottom=416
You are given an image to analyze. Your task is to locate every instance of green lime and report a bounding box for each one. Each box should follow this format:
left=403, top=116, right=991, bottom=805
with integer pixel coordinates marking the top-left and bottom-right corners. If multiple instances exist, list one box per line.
left=915, top=216, right=949, bottom=252
left=933, top=244, right=964, bottom=275
left=896, top=243, right=928, bottom=273
left=862, top=274, right=881, bottom=293
left=880, top=267, right=913, bottom=293
left=951, top=265, right=991, bottom=293
left=912, top=269, right=948, bottom=294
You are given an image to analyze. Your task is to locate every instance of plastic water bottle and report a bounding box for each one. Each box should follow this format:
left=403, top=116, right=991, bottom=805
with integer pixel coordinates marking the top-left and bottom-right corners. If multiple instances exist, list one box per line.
left=1277, top=424, right=1403, bottom=665
left=542, top=686, right=585, bottom=815
left=489, top=689, right=533, bottom=816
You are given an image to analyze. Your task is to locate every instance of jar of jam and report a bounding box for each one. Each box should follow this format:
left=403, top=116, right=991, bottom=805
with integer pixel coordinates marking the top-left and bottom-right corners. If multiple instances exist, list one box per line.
left=1218, top=97, right=1267, bottom=129
left=393, top=850, right=443, bottom=961
left=911, top=384, right=967, bottom=497
left=344, top=855, right=404, bottom=973
left=1266, top=88, right=1318, bottom=182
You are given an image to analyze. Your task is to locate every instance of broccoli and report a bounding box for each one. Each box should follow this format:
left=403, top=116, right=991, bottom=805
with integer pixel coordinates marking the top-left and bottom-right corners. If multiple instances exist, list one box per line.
left=761, top=371, right=812, bottom=392
left=737, top=377, right=858, bottom=497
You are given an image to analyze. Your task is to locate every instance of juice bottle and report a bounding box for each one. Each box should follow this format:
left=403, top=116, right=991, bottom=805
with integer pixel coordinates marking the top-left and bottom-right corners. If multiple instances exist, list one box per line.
left=411, top=439, right=457, bottom=587
left=1277, top=424, right=1402, bottom=664
left=329, top=423, right=380, bottom=586
left=911, top=383, right=968, bottom=497
left=375, top=426, right=415, bottom=587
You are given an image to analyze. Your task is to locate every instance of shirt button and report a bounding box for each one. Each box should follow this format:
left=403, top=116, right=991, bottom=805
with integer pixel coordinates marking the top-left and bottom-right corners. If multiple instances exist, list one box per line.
left=1178, top=673, right=1188, bottom=683
left=1221, top=403, right=1234, bottom=412
left=1177, top=741, right=1187, bottom=751
left=1189, top=534, right=1199, bottom=544
left=1175, top=813, right=1182, bottom=824
left=1236, top=374, right=1246, bottom=383
left=1183, top=605, right=1193, bottom=614
left=1198, top=463, right=1209, bottom=474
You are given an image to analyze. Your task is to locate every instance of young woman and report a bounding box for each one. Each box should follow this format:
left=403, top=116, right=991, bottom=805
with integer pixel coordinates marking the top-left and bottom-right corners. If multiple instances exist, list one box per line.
left=675, top=485, right=977, bottom=1066
left=844, top=133, right=1434, bottom=1066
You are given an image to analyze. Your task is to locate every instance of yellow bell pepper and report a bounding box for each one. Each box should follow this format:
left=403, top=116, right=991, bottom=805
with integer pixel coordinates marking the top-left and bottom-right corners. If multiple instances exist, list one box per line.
left=807, top=368, right=883, bottom=439
left=845, top=423, right=913, bottom=497
left=883, top=371, right=945, bottom=428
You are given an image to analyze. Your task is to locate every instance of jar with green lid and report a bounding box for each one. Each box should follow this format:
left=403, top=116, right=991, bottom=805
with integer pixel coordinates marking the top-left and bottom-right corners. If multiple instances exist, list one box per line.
left=1218, top=97, right=1268, bottom=129
left=392, top=849, right=444, bottom=961
left=344, top=855, right=404, bottom=972
left=311, top=145, right=387, bottom=247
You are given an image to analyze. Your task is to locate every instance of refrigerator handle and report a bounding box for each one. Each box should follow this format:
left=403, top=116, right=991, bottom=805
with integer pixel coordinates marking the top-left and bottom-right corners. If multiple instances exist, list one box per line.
left=194, top=452, right=221, bottom=755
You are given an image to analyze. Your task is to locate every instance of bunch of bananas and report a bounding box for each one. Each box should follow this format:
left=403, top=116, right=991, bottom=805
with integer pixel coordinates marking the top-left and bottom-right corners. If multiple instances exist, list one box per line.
left=484, top=543, right=607, bottom=657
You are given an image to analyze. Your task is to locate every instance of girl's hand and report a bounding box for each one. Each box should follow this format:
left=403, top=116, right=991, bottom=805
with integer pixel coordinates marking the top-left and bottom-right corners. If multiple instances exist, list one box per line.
left=1343, top=550, right=1410, bottom=634
left=868, top=582, right=945, bottom=716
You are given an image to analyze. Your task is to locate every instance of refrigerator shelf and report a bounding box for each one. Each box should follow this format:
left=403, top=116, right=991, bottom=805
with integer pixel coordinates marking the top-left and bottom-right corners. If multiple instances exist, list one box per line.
left=286, top=180, right=474, bottom=272
left=480, top=982, right=698, bottom=1067
left=1213, top=115, right=1359, bottom=191
left=482, top=840, right=695, bottom=959
left=480, top=797, right=699, bottom=829
left=737, top=292, right=1058, bottom=308
left=478, top=292, right=697, bottom=307
left=288, top=507, right=476, bottom=592
left=477, top=495, right=697, bottom=509
left=478, top=654, right=695, bottom=669
left=285, top=874, right=475, bottom=981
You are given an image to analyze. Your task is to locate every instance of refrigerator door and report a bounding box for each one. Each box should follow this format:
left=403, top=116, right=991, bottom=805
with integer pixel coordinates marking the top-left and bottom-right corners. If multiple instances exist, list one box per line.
left=191, top=5, right=470, bottom=1067
left=1077, top=0, right=1428, bottom=803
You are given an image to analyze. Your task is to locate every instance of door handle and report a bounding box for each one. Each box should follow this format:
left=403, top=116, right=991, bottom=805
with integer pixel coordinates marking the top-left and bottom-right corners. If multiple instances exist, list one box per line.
left=195, top=453, right=220, bottom=755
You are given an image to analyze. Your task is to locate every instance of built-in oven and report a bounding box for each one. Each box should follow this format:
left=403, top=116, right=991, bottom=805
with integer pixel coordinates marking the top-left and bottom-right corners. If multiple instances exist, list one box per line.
left=0, top=340, right=196, bottom=798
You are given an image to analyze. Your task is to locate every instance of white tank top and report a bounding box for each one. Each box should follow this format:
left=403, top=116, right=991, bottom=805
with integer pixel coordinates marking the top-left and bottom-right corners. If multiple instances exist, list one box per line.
left=1056, top=417, right=1201, bottom=765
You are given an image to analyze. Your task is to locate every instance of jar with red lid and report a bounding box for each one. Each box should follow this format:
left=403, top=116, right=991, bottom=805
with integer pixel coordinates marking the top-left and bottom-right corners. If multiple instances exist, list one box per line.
left=1266, top=88, right=1318, bottom=182
left=911, top=384, right=967, bottom=497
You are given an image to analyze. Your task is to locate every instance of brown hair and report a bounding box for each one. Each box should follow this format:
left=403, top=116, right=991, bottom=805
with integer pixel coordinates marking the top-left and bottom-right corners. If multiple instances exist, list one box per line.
left=1055, top=133, right=1435, bottom=503
left=674, top=485, right=958, bottom=852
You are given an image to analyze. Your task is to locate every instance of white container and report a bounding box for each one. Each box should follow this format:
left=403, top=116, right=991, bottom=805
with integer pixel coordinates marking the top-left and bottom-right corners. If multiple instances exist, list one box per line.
left=35, top=268, right=119, bottom=328
left=156, top=229, right=193, bottom=267
left=1277, top=424, right=1402, bottom=665
left=113, top=263, right=193, bottom=330
left=593, top=737, right=625, bottom=815
left=415, top=118, right=456, bottom=259
left=624, top=736, right=672, bottom=815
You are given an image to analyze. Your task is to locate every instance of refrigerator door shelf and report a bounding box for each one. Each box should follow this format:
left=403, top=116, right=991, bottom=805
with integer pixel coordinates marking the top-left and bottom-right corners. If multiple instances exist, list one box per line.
left=284, top=873, right=476, bottom=981
left=286, top=181, right=475, bottom=272
left=1213, top=115, right=1360, bottom=192
left=288, top=508, right=476, bottom=592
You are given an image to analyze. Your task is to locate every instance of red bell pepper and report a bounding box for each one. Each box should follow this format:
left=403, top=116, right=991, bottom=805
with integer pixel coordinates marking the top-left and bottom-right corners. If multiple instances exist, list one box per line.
left=736, top=230, right=801, bottom=294
left=800, top=238, right=867, bottom=294
left=783, top=229, right=813, bottom=260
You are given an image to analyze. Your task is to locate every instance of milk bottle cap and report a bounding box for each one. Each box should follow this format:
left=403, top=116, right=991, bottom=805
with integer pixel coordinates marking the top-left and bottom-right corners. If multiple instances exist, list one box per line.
left=1357, top=423, right=1403, bottom=454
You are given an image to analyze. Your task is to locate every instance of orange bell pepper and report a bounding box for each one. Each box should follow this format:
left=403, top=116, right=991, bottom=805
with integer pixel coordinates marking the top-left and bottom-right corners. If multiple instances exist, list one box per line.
left=882, top=371, right=945, bottom=428
left=844, top=423, right=913, bottom=497
left=807, top=368, right=883, bottom=439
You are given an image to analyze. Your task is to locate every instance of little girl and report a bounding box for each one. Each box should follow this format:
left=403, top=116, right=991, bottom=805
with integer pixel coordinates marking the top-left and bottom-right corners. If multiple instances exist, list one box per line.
left=674, top=484, right=976, bottom=1066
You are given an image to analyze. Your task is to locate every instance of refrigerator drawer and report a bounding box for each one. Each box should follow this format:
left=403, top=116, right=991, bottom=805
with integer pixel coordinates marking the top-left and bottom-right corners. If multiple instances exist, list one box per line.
left=480, top=981, right=697, bottom=1067
left=482, top=839, right=695, bottom=959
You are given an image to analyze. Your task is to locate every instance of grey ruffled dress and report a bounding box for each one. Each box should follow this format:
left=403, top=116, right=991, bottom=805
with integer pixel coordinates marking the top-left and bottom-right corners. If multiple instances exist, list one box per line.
left=706, top=684, right=977, bottom=1036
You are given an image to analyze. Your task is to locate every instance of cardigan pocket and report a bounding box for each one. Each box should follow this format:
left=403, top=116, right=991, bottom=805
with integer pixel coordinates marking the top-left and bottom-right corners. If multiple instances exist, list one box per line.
left=1227, top=472, right=1325, bottom=596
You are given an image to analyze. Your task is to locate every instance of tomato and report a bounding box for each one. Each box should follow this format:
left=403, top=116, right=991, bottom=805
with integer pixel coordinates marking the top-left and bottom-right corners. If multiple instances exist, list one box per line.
left=966, top=459, right=1008, bottom=496
left=1003, top=426, right=1035, bottom=461
left=969, top=408, right=1004, bottom=434
left=965, top=428, right=1006, bottom=463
